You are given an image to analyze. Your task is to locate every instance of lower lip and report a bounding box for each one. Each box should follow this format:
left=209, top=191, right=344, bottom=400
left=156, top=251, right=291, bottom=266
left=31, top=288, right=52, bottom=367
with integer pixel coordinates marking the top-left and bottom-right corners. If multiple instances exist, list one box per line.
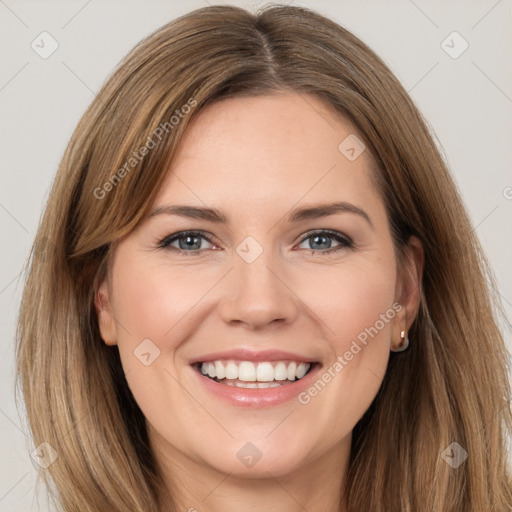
left=191, top=364, right=321, bottom=408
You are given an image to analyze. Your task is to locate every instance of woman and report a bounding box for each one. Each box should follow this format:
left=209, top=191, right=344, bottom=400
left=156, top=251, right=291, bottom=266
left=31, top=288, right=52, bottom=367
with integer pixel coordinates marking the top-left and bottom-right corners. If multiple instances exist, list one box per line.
left=15, top=4, right=512, bottom=511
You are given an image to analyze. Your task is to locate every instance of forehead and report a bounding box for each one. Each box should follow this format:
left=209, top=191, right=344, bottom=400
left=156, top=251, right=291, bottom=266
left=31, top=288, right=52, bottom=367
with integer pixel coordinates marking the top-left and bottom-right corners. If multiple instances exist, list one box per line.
left=152, top=93, right=380, bottom=217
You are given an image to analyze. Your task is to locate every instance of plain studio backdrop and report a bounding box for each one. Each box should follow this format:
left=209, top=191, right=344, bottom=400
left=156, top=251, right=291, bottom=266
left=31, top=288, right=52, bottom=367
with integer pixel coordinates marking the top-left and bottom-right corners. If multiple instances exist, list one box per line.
left=0, top=0, right=511, bottom=509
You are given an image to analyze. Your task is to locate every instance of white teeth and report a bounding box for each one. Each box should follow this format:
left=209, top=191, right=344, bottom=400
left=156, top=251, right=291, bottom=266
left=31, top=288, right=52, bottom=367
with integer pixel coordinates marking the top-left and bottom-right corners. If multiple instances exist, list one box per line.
left=257, top=382, right=281, bottom=388
left=215, top=361, right=225, bottom=379
left=287, top=362, right=297, bottom=380
left=274, top=361, right=288, bottom=381
left=198, top=359, right=311, bottom=383
left=238, top=361, right=257, bottom=381
left=256, top=362, right=274, bottom=382
left=296, top=362, right=309, bottom=379
left=225, top=381, right=282, bottom=388
left=225, top=362, right=238, bottom=379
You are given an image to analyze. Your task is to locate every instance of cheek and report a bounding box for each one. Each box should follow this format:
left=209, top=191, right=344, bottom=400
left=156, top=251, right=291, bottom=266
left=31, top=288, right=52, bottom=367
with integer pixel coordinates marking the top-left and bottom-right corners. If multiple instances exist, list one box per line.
left=109, top=259, right=209, bottom=441
left=294, top=258, right=397, bottom=420
left=300, top=255, right=397, bottom=351
left=332, top=270, right=396, bottom=351
left=112, top=259, right=213, bottom=352
left=109, top=258, right=222, bottom=417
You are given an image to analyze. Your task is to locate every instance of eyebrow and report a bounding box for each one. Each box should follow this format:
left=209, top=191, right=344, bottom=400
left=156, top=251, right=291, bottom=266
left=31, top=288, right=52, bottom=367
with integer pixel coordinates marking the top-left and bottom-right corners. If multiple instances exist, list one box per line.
left=149, top=201, right=374, bottom=229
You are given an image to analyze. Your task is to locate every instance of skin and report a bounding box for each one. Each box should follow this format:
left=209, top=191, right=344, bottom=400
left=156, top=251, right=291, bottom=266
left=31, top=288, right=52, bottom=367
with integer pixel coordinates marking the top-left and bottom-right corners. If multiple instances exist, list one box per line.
left=96, top=92, right=423, bottom=512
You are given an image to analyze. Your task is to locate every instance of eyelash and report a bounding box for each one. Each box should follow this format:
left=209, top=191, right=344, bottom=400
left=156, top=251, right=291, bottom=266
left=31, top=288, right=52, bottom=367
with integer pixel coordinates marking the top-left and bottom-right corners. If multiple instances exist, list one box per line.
left=156, top=229, right=354, bottom=256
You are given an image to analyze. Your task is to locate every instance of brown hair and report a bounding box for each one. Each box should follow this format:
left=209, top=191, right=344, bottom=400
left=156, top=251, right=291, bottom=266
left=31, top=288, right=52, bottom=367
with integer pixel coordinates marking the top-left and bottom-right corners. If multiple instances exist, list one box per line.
left=15, top=4, right=512, bottom=511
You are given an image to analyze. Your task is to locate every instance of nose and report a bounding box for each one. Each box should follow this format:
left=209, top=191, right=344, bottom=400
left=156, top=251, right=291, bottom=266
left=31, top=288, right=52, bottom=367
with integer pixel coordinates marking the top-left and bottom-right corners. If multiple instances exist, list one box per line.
left=217, top=248, right=299, bottom=330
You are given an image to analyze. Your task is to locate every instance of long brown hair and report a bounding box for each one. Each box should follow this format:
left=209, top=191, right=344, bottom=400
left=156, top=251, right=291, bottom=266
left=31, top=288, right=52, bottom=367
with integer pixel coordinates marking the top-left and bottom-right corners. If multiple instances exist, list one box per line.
left=15, top=4, right=512, bottom=511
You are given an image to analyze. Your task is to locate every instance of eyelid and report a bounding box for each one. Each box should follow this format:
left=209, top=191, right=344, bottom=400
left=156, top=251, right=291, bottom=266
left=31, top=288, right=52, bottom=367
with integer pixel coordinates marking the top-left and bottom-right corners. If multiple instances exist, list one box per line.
left=296, top=229, right=352, bottom=246
left=157, top=230, right=218, bottom=251
left=158, top=228, right=353, bottom=255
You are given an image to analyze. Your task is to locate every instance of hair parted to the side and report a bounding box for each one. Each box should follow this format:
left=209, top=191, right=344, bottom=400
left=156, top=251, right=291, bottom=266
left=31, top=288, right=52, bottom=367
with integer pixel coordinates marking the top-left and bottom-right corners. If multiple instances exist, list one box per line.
left=15, top=4, right=512, bottom=512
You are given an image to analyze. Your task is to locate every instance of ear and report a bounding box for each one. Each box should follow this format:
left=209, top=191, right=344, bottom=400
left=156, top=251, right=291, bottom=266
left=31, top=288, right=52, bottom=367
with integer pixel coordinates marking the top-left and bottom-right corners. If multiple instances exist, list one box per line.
left=94, top=278, right=118, bottom=346
left=391, top=235, right=424, bottom=350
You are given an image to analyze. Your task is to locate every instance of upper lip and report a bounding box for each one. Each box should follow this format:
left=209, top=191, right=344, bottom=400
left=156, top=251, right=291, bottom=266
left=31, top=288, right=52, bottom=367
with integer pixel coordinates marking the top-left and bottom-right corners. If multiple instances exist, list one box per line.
left=189, top=348, right=317, bottom=365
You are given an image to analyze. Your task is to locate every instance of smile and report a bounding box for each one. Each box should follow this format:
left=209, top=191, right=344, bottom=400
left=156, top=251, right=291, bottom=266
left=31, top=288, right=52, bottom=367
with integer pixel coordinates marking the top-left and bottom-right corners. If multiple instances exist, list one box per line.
left=197, top=360, right=312, bottom=388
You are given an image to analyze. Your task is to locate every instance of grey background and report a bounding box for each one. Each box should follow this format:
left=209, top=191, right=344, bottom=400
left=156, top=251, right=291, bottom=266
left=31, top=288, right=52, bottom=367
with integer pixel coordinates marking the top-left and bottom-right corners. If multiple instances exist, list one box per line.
left=1, top=0, right=511, bottom=509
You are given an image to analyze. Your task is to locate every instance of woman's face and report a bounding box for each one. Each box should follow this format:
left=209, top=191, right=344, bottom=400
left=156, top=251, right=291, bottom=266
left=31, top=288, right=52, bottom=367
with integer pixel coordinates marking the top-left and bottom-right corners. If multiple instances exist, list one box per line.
left=97, top=92, right=421, bottom=481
